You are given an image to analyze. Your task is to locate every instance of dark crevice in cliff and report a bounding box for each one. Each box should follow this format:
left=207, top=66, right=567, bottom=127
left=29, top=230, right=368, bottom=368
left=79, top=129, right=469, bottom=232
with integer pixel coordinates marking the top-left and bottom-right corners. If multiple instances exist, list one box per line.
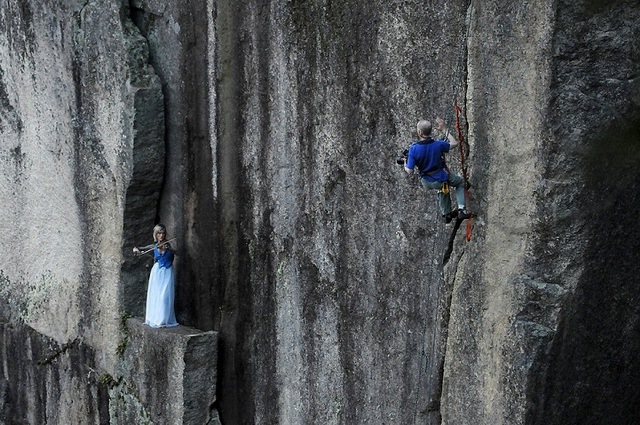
left=426, top=248, right=466, bottom=425
left=123, top=0, right=167, bottom=230
left=443, top=218, right=464, bottom=265
left=70, top=50, right=99, bottom=337
left=119, top=1, right=166, bottom=318
left=36, top=338, right=79, bottom=366
left=214, top=1, right=256, bottom=424
left=0, top=67, right=24, bottom=133
left=432, top=6, right=473, bottom=421
left=128, top=3, right=150, bottom=38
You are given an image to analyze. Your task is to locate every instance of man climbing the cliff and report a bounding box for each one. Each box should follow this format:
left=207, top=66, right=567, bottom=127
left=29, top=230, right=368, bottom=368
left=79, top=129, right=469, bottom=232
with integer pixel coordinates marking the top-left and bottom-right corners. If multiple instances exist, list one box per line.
left=404, top=117, right=471, bottom=223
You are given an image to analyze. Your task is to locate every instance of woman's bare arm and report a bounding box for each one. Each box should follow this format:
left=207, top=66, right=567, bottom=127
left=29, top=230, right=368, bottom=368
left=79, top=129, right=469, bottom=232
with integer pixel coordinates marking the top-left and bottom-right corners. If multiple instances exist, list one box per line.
left=133, top=243, right=155, bottom=255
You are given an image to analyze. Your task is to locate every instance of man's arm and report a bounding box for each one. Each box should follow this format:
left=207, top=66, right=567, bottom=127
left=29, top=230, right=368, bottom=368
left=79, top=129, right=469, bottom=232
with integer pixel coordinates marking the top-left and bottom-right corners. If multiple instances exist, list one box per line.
left=435, top=117, right=459, bottom=148
left=445, top=131, right=459, bottom=148
left=404, top=147, right=415, bottom=174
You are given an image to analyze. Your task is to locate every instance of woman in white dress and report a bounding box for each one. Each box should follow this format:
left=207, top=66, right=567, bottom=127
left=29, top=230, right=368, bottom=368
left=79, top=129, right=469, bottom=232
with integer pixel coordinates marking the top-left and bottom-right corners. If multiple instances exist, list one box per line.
left=133, top=224, right=178, bottom=328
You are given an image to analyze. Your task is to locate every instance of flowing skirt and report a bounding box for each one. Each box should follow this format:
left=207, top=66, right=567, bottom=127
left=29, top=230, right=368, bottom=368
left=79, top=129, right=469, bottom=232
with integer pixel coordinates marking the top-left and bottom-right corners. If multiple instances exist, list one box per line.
left=145, top=263, right=178, bottom=328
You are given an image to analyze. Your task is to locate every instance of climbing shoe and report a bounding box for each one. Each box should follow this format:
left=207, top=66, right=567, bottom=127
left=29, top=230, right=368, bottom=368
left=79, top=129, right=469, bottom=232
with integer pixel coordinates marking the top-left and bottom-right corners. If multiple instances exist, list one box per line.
left=443, top=210, right=458, bottom=224
left=457, top=209, right=471, bottom=221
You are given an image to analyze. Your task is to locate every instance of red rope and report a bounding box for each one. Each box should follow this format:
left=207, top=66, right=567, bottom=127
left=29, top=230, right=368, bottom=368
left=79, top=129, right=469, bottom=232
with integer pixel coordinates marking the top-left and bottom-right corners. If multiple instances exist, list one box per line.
left=454, top=96, right=473, bottom=242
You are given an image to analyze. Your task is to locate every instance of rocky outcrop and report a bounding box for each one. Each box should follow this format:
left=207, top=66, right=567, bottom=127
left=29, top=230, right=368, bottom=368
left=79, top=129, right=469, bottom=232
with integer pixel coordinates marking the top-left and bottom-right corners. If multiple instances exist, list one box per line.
left=0, top=320, right=109, bottom=424
left=114, top=318, right=219, bottom=424
left=1, top=0, right=639, bottom=424
left=1, top=0, right=216, bottom=423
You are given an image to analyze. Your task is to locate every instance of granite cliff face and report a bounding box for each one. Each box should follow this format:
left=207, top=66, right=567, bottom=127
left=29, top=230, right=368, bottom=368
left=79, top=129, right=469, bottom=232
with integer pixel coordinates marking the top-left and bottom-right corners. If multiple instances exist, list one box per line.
left=1, top=0, right=639, bottom=424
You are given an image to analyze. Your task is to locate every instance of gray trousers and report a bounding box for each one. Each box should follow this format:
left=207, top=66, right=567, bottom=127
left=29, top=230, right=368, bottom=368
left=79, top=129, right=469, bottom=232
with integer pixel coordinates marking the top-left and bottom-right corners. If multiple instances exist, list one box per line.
left=420, top=172, right=466, bottom=215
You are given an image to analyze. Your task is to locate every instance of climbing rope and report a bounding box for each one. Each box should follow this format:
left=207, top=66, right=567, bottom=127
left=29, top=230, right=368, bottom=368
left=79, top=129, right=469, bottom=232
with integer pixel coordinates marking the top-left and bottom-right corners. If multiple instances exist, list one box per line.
left=442, top=95, right=472, bottom=265
left=454, top=95, right=473, bottom=241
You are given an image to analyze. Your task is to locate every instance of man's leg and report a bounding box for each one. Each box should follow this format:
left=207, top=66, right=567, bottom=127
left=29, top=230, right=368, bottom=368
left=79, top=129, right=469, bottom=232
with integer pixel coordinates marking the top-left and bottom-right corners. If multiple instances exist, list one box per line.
left=421, top=178, right=452, bottom=218
left=438, top=189, right=453, bottom=217
left=448, top=173, right=470, bottom=219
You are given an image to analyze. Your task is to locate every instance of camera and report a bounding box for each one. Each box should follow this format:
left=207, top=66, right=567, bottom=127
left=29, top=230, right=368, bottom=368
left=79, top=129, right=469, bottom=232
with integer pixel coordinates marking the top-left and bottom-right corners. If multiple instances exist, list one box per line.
left=396, top=148, right=409, bottom=165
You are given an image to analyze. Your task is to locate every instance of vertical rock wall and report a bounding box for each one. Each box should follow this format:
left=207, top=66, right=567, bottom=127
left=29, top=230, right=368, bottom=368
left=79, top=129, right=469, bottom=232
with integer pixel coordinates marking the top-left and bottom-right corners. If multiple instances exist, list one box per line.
left=530, top=1, right=640, bottom=423
left=0, top=0, right=193, bottom=422
left=442, top=1, right=558, bottom=423
left=1, top=0, right=639, bottom=424
left=0, top=0, right=142, bottom=362
left=120, top=0, right=473, bottom=423
left=443, top=1, right=640, bottom=424
left=204, top=1, right=471, bottom=423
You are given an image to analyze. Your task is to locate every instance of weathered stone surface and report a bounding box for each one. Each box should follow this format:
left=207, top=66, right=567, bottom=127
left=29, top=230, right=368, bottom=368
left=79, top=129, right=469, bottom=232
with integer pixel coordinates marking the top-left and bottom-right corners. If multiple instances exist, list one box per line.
left=198, top=2, right=471, bottom=423
left=0, top=0, right=163, bottom=352
left=527, top=1, right=640, bottom=424
left=442, top=1, right=640, bottom=424
left=0, top=319, right=218, bottom=425
left=1, top=0, right=639, bottom=424
left=116, top=318, right=219, bottom=424
left=0, top=1, right=215, bottom=423
left=0, top=320, right=109, bottom=424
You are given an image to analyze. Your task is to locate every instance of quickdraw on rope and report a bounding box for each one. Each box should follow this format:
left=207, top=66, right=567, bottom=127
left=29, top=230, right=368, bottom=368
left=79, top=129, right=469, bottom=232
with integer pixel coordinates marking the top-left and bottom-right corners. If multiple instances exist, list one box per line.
left=454, top=95, right=473, bottom=242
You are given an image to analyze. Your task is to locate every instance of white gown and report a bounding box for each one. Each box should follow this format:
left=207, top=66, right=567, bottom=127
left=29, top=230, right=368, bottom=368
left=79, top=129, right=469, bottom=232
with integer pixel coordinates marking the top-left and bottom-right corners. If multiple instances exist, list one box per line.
left=144, top=245, right=178, bottom=328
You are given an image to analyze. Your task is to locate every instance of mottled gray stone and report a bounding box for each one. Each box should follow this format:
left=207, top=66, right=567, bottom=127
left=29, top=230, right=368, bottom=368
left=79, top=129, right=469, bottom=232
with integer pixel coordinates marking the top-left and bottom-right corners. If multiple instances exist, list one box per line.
left=1, top=0, right=640, bottom=424
left=0, top=321, right=109, bottom=424
left=442, top=1, right=640, bottom=424
left=115, top=318, right=219, bottom=425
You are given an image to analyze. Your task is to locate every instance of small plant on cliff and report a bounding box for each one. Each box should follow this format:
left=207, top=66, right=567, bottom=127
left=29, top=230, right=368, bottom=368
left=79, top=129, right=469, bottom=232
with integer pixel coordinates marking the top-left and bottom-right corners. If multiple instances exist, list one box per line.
left=115, top=312, right=134, bottom=358
left=98, top=373, right=118, bottom=389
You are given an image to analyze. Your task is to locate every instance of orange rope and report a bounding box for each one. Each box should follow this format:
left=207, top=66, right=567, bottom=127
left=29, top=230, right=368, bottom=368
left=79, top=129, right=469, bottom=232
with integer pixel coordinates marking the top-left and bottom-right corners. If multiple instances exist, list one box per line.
left=454, top=96, right=473, bottom=242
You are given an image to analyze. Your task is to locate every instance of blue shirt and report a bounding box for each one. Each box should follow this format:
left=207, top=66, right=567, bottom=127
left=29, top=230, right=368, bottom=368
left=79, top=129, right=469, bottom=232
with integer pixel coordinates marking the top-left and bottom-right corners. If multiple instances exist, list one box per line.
left=154, top=245, right=174, bottom=268
left=405, top=138, right=450, bottom=182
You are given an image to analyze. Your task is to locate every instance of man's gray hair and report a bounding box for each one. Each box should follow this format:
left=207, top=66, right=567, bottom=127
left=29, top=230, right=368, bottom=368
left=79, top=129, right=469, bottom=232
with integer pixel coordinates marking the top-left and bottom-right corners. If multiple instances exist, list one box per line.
left=417, top=120, right=432, bottom=137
